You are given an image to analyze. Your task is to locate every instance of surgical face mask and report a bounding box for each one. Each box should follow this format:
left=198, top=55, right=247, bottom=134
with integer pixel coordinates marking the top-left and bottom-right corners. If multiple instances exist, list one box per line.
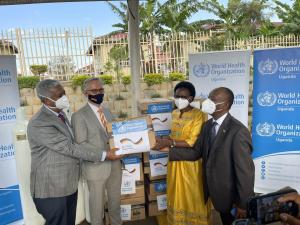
left=88, top=93, right=104, bottom=105
left=201, top=98, right=225, bottom=114
left=40, top=94, right=70, bottom=110
left=174, top=98, right=190, bottom=110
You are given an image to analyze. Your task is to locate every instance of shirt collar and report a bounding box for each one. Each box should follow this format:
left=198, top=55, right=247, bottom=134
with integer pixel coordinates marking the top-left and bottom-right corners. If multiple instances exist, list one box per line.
left=213, top=112, right=228, bottom=126
left=43, top=104, right=59, bottom=116
left=88, top=101, right=101, bottom=112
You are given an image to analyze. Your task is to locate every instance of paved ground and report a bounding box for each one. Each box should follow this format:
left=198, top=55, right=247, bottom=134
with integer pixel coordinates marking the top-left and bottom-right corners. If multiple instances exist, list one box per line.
left=79, top=211, right=282, bottom=225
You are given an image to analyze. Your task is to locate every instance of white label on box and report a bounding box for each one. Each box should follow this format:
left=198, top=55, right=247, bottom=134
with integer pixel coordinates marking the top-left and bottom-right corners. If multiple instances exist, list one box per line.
left=122, top=157, right=141, bottom=181
left=120, top=205, right=131, bottom=221
left=157, top=194, right=167, bottom=211
left=150, top=113, right=172, bottom=132
left=121, top=177, right=136, bottom=195
left=149, top=155, right=168, bottom=177
left=114, top=130, right=150, bottom=155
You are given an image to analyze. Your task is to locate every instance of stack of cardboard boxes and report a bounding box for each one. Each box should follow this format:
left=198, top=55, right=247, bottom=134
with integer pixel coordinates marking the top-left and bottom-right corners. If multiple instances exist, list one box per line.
left=138, top=98, right=174, bottom=218
left=105, top=116, right=156, bottom=224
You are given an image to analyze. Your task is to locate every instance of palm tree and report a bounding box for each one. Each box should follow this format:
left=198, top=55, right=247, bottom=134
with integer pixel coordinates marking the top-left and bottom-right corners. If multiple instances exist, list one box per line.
left=106, top=2, right=128, bottom=34
left=273, top=0, right=300, bottom=35
left=201, top=0, right=269, bottom=39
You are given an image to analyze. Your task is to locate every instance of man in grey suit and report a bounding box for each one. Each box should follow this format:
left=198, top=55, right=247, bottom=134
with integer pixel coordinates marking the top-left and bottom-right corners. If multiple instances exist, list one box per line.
left=162, top=87, right=255, bottom=225
left=71, top=77, right=122, bottom=225
left=28, top=79, right=121, bottom=225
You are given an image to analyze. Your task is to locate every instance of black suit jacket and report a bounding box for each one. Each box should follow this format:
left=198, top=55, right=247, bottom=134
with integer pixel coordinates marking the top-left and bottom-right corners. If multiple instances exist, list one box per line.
left=169, top=113, right=254, bottom=213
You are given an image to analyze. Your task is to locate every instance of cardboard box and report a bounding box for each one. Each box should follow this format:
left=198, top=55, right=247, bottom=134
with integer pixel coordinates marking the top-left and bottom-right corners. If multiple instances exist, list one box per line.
left=121, top=195, right=145, bottom=205
left=138, top=98, right=173, bottom=113
left=105, top=204, right=146, bottom=224
left=146, top=179, right=167, bottom=201
left=147, top=201, right=167, bottom=217
left=121, top=184, right=145, bottom=200
left=107, top=116, right=155, bottom=155
left=122, top=156, right=144, bottom=182
left=138, top=98, right=173, bottom=136
left=144, top=167, right=166, bottom=181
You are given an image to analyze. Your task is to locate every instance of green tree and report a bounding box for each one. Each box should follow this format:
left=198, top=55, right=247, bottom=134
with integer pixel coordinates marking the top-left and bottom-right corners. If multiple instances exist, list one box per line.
left=202, top=0, right=269, bottom=39
left=30, top=64, right=48, bottom=76
left=108, top=45, right=128, bottom=84
left=273, top=0, right=300, bottom=34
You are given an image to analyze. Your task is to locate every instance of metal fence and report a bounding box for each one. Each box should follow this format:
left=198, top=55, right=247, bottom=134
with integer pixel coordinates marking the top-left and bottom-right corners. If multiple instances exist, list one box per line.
left=1, top=27, right=300, bottom=80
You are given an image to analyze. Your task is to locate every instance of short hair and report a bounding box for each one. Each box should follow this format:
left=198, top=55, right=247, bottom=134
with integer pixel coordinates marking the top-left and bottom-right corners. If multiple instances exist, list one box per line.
left=221, top=87, right=234, bottom=108
left=36, top=79, right=61, bottom=101
left=174, top=81, right=196, bottom=98
left=82, top=77, right=103, bottom=92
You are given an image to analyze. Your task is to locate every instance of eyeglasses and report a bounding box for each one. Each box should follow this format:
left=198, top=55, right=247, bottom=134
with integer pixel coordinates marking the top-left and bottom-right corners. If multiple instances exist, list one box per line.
left=86, top=89, right=104, bottom=95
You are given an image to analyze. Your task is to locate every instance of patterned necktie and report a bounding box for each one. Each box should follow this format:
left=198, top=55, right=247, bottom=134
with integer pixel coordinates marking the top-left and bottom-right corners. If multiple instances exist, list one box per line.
left=58, top=113, right=66, bottom=124
left=97, top=107, right=107, bottom=130
left=210, top=121, right=218, bottom=145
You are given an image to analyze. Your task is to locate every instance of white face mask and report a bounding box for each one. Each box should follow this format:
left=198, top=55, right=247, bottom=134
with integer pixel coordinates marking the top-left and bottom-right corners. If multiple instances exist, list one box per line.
left=40, top=94, right=70, bottom=110
left=201, top=98, right=225, bottom=115
left=174, top=98, right=190, bottom=110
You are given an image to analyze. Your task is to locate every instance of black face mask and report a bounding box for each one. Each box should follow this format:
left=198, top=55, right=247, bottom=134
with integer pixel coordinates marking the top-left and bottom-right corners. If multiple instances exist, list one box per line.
left=88, top=93, right=104, bottom=105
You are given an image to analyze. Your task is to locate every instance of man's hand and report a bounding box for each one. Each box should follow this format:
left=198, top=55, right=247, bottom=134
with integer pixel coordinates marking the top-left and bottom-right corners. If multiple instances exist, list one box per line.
left=280, top=213, right=300, bottom=225
left=106, top=148, right=123, bottom=160
left=159, top=147, right=170, bottom=152
left=153, top=137, right=172, bottom=150
left=278, top=192, right=300, bottom=225
left=236, top=207, right=247, bottom=219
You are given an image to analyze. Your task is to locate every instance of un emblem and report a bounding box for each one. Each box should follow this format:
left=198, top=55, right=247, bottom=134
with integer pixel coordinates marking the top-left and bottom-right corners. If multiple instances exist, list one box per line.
left=256, top=122, right=276, bottom=137
left=151, top=105, right=158, bottom=113
left=258, top=59, right=278, bottom=75
left=193, top=63, right=210, bottom=77
left=257, top=91, right=277, bottom=107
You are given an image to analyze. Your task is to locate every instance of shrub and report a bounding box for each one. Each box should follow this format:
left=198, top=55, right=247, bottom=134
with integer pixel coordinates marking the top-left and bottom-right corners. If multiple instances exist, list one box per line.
left=121, top=75, right=131, bottom=85
left=118, top=111, right=128, bottom=119
left=17, top=76, right=40, bottom=89
left=151, top=93, right=161, bottom=98
left=71, top=75, right=91, bottom=88
left=144, top=73, right=164, bottom=86
left=30, top=64, right=48, bottom=76
left=99, top=74, right=113, bottom=85
left=169, top=72, right=186, bottom=81
left=115, top=95, right=125, bottom=100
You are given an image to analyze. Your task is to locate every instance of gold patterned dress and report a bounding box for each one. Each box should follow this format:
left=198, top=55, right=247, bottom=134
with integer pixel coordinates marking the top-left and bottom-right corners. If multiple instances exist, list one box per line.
left=167, top=107, right=211, bottom=225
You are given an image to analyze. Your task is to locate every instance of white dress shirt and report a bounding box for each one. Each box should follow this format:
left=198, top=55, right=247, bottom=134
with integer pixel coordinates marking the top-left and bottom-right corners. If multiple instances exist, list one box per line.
left=88, top=102, right=107, bottom=161
left=212, top=112, right=228, bottom=135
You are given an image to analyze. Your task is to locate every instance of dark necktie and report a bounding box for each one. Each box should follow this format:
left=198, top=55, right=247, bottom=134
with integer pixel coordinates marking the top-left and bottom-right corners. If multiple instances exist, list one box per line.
left=210, top=121, right=218, bottom=145
left=58, top=113, right=66, bottom=124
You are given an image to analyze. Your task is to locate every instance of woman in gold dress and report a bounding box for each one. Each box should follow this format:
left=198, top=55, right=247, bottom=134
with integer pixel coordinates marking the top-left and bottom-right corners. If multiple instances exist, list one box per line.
left=155, top=81, right=211, bottom=225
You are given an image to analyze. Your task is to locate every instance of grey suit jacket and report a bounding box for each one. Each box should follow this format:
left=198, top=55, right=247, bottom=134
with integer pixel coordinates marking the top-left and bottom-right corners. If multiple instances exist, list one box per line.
left=169, top=113, right=255, bottom=213
left=71, top=104, right=113, bottom=181
left=28, top=106, right=101, bottom=198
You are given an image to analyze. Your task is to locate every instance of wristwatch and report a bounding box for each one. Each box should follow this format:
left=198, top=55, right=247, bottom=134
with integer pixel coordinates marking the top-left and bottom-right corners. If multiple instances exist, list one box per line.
left=170, top=140, right=176, bottom=148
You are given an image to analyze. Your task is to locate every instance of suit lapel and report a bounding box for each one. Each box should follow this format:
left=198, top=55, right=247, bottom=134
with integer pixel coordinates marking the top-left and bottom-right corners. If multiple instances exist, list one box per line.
left=41, top=106, right=73, bottom=140
left=84, top=104, right=109, bottom=138
left=209, top=114, right=232, bottom=158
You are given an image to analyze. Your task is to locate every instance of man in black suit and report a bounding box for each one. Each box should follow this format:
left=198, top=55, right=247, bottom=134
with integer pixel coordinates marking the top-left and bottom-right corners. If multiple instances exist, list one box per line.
left=165, top=87, right=255, bottom=225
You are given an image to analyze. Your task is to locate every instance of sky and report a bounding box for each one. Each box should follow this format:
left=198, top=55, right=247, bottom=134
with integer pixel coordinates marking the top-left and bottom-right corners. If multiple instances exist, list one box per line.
left=0, top=0, right=291, bottom=36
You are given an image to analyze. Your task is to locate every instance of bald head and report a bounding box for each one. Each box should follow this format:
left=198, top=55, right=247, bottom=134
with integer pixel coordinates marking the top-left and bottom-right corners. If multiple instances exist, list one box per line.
left=210, top=87, right=234, bottom=109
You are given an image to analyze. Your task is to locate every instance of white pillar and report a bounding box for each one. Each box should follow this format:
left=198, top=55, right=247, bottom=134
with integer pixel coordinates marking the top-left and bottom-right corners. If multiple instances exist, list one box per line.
left=128, top=0, right=141, bottom=117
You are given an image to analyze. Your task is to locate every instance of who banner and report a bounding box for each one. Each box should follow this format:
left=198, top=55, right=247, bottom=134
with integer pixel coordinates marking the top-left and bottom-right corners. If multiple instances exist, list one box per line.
left=189, top=50, right=251, bottom=126
left=0, top=55, right=23, bottom=224
left=253, top=47, right=300, bottom=193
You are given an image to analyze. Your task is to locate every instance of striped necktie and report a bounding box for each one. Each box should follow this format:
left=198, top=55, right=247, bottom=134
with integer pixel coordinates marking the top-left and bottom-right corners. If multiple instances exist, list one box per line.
left=97, top=106, right=107, bottom=130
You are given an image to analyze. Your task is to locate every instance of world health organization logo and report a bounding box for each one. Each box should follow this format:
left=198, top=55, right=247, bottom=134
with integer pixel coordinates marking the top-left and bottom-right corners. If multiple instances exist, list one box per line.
left=150, top=105, right=158, bottom=113
left=193, top=63, right=210, bottom=77
left=257, top=91, right=277, bottom=107
left=258, top=59, right=278, bottom=75
left=256, top=122, right=276, bottom=137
